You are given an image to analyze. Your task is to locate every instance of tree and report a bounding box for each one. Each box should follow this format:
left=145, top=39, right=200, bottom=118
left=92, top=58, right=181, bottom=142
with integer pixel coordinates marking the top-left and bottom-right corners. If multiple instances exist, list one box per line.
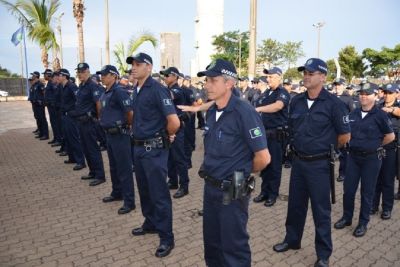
left=210, top=30, right=249, bottom=76
left=338, top=46, right=365, bottom=80
left=1, top=0, right=60, bottom=68
left=281, top=41, right=305, bottom=69
left=362, top=44, right=400, bottom=77
left=283, top=67, right=302, bottom=81
left=113, top=33, right=158, bottom=74
left=73, top=0, right=85, bottom=62
left=257, top=38, right=284, bottom=68
left=326, top=59, right=337, bottom=81
left=0, top=65, right=21, bottom=78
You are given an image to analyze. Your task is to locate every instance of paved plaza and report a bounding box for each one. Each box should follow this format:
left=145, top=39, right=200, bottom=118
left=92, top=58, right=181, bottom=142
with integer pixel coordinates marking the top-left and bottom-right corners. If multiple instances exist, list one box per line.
left=0, top=101, right=399, bottom=267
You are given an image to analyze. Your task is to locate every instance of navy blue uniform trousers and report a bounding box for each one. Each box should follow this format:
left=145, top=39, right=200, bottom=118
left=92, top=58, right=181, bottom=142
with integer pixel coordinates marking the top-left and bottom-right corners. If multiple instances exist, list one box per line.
left=78, top=120, right=105, bottom=180
left=34, top=103, right=48, bottom=137
left=168, top=129, right=189, bottom=190
left=62, top=115, right=85, bottom=165
left=284, top=158, right=332, bottom=260
left=106, top=133, right=135, bottom=208
left=47, top=104, right=61, bottom=142
left=338, top=148, right=348, bottom=178
left=134, top=146, right=174, bottom=246
left=184, top=114, right=196, bottom=169
left=373, top=145, right=396, bottom=212
left=343, top=153, right=382, bottom=226
left=260, top=136, right=283, bottom=199
left=203, top=183, right=251, bottom=267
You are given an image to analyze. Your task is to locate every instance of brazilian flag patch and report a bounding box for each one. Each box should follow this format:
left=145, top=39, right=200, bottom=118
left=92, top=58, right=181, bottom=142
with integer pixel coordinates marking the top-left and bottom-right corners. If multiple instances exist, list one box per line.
left=249, top=127, right=263, bottom=139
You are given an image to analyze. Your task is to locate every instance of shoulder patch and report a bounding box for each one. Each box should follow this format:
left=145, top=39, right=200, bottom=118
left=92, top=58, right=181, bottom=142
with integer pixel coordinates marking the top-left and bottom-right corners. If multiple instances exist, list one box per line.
left=249, top=127, right=263, bottom=139
left=163, top=99, right=173, bottom=106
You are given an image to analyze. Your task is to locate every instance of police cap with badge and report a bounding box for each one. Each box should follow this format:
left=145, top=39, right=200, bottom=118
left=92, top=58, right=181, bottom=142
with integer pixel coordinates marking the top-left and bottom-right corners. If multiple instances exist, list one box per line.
left=75, top=62, right=90, bottom=71
left=298, top=58, right=328, bottom=74
left=383, top=83, right=399, bottom=94
left=96, top=65, right=120, bottom=77
left=42, top=69, right=53, bottom=76
left=126, top=52, right=153, bottom=65
left=358, top=82, right=379, bottom=95
left=197, top=59, right=238, bottom=79
left=30, top=71, right=40, bottom=79
left=264, top=67, right=283, bottom=76
left=160, top=67, right=180, bottom=77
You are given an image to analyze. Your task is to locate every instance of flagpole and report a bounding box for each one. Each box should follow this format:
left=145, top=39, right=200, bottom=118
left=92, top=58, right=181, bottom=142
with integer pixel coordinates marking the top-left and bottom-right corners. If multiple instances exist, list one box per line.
left=22, top=26, right=29, bottom=96
left=20, top=42, right=24, bottom=95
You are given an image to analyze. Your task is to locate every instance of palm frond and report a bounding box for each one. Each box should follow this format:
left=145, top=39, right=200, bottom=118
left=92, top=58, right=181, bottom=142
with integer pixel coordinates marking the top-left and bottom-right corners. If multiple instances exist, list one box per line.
left=127, top=32, right=158, bottom=56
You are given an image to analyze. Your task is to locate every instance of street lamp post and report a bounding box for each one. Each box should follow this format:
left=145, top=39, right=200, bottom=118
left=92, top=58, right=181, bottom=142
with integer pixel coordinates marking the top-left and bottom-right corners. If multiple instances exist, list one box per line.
left=312, top=22, right=325, bottom=58
left=238, top=35, right=242, bottom=76
left=57, top=12, right=64, bottom=67
left=248, top=0, right=257, bottom=78
left=105, top=0, right=110, bottom=64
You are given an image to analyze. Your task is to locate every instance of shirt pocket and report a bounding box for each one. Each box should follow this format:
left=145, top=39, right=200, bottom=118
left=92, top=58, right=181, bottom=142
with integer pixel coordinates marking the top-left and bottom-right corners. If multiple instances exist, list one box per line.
left=307, top=113, right=329, bottom=137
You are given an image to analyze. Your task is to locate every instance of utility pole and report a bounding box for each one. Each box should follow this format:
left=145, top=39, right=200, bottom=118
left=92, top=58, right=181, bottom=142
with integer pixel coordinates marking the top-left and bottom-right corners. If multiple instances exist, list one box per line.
left=105, top=0, right=110, bottom=64
left=57, top=12, right=64, bottom=67
left=313, top=22, right=325, bottom=58
left=248, top=0, right=257, bottom=79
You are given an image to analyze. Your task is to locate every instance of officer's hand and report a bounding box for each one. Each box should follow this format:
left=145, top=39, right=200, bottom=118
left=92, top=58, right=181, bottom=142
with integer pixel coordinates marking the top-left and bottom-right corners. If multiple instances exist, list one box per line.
left=177, top=105, right=199, bottom=113
left=169, top=134, right=176, bottom=143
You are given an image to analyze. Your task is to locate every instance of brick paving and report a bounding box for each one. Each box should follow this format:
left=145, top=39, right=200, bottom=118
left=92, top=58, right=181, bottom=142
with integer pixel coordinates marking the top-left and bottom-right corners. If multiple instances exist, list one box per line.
left=0, top=101, right=399, bottom=267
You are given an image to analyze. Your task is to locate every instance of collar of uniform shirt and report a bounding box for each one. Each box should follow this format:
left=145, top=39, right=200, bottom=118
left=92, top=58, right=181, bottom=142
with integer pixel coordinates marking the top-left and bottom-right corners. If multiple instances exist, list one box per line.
left=210, top=94, right=237, bottom=113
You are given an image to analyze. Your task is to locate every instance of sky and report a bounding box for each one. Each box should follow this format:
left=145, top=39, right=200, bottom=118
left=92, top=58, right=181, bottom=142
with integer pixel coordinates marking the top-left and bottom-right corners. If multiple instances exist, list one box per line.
left=0, top=0, right=399, bottom=77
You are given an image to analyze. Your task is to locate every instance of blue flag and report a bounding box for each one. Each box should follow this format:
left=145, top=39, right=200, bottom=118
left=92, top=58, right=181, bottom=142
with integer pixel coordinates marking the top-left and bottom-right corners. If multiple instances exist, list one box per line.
left=11, top=27, right=24, bottom=46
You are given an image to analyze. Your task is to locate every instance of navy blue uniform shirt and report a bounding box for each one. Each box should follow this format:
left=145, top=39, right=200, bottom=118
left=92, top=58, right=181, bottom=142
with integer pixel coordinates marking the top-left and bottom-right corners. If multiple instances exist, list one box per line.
left=75, top=78, right=102, bottom=116
left=289, top=88, right=350, bottom=155
left=32, top=81, right=45, bottom=102
left=44, top=81, right=57, bottom=104
left=379, top=101, right=400, bottom=133
left=203, top=94, right=268, bottom=179
left=255, top=86, right=290, bottom=129
left=348, top=105, right=393, bottom=151
left=61, top=81, right=78, bottom=113
left=131, top=76, right=177, bottom=140
left=169, top=83, right=186, bottom=116
left=99, top=82, right=132, bottom=129
left=54, top=84, right=62, bottom=108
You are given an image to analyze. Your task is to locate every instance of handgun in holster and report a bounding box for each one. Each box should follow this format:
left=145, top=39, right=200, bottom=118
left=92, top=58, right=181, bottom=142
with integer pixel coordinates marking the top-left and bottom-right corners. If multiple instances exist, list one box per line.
left=223, top=171, right=255, bottom=205
left=157, top=129, right=171, bottom=149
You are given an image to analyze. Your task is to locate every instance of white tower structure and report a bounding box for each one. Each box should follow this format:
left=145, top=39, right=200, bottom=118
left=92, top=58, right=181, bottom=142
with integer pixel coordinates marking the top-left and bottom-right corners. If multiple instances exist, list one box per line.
left=191, top=0, right=224, bottom=77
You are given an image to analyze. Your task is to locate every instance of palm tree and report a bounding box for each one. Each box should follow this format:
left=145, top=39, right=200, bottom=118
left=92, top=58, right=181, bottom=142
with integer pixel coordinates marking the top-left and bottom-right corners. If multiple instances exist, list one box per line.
left=72, top=0, right=85, bottom=62
left=113, top=33, right=158, bottom=74
left=1, top=0, right=60, bottom=68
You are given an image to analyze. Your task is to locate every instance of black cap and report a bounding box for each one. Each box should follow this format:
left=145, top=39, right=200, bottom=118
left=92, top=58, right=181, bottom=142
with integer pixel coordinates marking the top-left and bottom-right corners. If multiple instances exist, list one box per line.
left=160, top=67, right=180, bottom=77
left=283, top=78, right=292, bottom=85
left=259, top=76, right=267, bottom=83
left=42, top=69, right=53, bottom=75
left=298, top=58, right=328, bottom=74
left=91, top=74, right=100, bottom=82
left=184, top=75, right=191, bottom=80
left=263, top=67, right=283, bottom=76
left=383, top=83, right=398, bottom=93
left=239, top=76, right=249, bottom=81
left=333, top=78, right=346, bottom=85
left=96, top=65, right=120, bottom=76
left=75, top=62, right=90, bottom=71
left=359, top=82, right=378, bottom=95
left=126, top=52, right=153, bottom=65
left=251, top=78, right=259, bottom=83
left=30, top=71, right=40, bottom=78
left=58, top=68, right=70, bottom=78
left=197, top=59, right=237, bottom=79
left=52, top=70, right=59, bottom=77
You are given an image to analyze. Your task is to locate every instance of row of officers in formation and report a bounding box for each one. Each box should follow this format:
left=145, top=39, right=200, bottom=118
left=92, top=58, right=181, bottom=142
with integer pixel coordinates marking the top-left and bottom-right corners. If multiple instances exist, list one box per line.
left=28, top=53, right=400, bottom=267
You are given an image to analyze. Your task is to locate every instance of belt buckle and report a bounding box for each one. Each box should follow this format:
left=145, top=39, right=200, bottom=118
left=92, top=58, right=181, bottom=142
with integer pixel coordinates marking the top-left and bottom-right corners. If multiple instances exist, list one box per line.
left=144, top=141, right=152, bottom=152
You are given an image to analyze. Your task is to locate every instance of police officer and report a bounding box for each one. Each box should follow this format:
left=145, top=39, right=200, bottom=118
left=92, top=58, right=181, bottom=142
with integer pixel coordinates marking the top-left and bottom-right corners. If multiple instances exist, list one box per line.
left=195, top=81, right=207, bottom=129
left=97, top=65, right=135, bottom=214
left=239, top=76, right=255, bottom=102
left=253, top=67, right=290, bottom=207
left=182, top=75, right=196, bottom=169
left=282, top=78, right=295, bottom=96
left=58, top=69, right=86, bottom=171
left=371, top=83, right=400, bottom=219
left=51, top=70, right=63, bottom=147
left=273, top=58, right=351, bottom=267
left=75, top=63, right=106, bottom=186
left=251, top=76, right=268, bottom=106
left=334, top=82, right=394, bottom=238
left=198, top=59, right=270, bottom=267
left=30, top=71, right=49, bottom=140
left=160, top=67, right=191, bottom=198
left=128, top=53, right=180, bottom=258
left=333, top=78, right=355, bottom=182
left=43, top=69, right=61, bottom=145
left=91, top=73, right=107, bottom=151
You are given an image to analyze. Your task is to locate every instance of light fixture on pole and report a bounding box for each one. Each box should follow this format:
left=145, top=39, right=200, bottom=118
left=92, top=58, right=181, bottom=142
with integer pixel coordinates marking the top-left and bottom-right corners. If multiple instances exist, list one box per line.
left=57, top=12, right=64, bottom=67
left=312, top=21, right=325, bottom=58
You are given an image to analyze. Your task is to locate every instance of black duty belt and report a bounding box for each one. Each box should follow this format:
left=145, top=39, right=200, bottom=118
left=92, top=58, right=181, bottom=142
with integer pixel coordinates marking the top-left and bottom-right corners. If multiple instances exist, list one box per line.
left=104, top=127, right=120, bottom=135
left=293, top=150, right=329, bottom=161
left=203, top=174, right=225, bottom=189
left=349, top=148, right=378, bottom=156
left=133, top=136, right=165, bottom=151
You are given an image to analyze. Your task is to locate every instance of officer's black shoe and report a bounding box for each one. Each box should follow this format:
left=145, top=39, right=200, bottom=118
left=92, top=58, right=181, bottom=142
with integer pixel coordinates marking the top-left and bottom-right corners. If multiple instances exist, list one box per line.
left=273, top=242, right=301, bottom=253
left=173, top=187, right=188, bottom=198
left=253, top=193, right=267, bottom=203
left=369, top=207, right=378, bottom=215
left=394, top=192, right=400, bottom=200
left=353, top=224, right=367, bottom=237
left=73, top=164, right=86, bottom=171
left=336, top=175, right=345, bottom=182
left=32, top=129, right=39, bottom=134
left=55, top=149, right=63, bottom=153
left=155, top=242, right=174, bottom=258
left=167, top=183, right=178, bottom=190
left=314, top=258, right=329, bottom=267
left=59, top=151, right=68, bottom=156
left=264, top=198, right=276, bottom=207
left=334, top=218, right=351, bottom=229
left=64, top=159, right=76, bottom=164
left=89, top=179, right=105, bottom=186
left=118, top=205, right=135, bottom=215
left=48, top=140, right=56, bottom=144
left=102, top=195, right=122, bottom=203
left=35, top=135, right=42, bottom=138
left=39, top=136, right=49, bottom=140
left=81, top=174, right=94, bottom=180
left=51, top=142, right=62, bottom=147
left=131, top=227, right=158, bottom=236
left=381, top=210, right=391, bottom=220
